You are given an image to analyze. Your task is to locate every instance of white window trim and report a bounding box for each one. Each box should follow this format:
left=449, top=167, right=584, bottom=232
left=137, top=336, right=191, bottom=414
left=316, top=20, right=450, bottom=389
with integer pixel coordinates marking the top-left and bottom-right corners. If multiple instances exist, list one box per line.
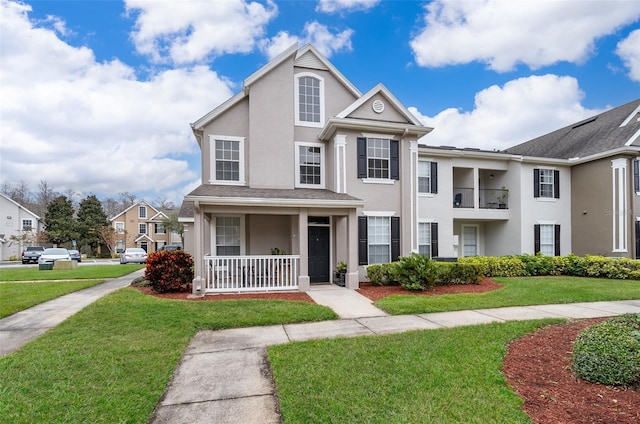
left=209, top=135, right=246, bottom=185
left=211, top=215, right=246, bottom=256
left=417, top=221, right=433, bottom=257
left=538, top=223, right=556, bottom=256
left=363, top=178, right=395, bottom=185
left=294, top=72, right=325, bottom=128
left=363, top=211, right=397, bottom=217
left=366, top=214, right=392, bottom=265
left=114, top=221, right=125, bottom=232
left=21, top=219, right=33, bottom=230
left=139, top=223, right=147, bottom=234
left=295, top=141, right=325, bottom=188
left=537, top=168, right=556, bottom=199
left=363, top=137, right=393, bottom=182
left=461, top=224, right=479, bottom=257
left=418, top=160, right=433, bottom=195
left=139, top=206, right=147, bottom=219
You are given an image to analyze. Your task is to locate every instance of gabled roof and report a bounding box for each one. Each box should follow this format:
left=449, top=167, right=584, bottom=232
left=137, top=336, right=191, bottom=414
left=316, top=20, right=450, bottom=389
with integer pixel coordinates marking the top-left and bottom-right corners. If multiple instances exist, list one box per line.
left=506, top=99, right=640, bottom=160
left=0, top=193, right=41, bottom=220
left=110, top=200, right=160, bottom=222
left=191, top=43, right=362, bottom=133
left=134, top=233, right=154, bottom=243
left=336, top=83, right=423, bottom=125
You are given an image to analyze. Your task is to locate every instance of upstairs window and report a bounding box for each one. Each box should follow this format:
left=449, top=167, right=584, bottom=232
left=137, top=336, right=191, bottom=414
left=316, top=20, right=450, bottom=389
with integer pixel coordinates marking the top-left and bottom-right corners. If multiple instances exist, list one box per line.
left=418, top=161, right=438, bottom=194
left=115, top=222, right=125, bottom=233
left=139, top=206, right=147, bottom=218
left=21, top=219, right=33, bottom=231
left=357, top=137, right=399, bottom=181
left=534, top=168, right=559, bottom=198
left=138, top=223, right=147, bottom=234
left=295, top=73, right=324, bottom=127
left=295, top=142, right=324, bottom=188
left=155, top=223, right=165, bottom=234
left=210, top=136, right=245, bottom=185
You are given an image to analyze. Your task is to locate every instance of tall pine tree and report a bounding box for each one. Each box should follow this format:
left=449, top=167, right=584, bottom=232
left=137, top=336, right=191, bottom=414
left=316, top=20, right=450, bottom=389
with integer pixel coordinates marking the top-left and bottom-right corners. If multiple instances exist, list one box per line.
left=44, top=195, right=77, bottom=246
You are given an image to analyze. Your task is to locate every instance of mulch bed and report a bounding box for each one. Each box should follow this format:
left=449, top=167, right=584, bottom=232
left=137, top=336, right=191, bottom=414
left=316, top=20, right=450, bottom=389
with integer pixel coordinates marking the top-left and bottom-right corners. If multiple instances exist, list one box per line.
left=134, top=279, right=639, bottom=423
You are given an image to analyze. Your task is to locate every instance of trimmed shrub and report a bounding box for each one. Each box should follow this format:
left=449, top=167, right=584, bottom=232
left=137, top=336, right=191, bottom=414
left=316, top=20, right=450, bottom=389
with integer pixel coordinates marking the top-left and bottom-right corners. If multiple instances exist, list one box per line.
left=392, top=254, right=439, bottom=291
left=459, top=255, right=527, bottom=277
left=145, top=250, right=194, bottom=293
left=365, top=262, right=397, bottom=286
left=436, top=262, right=483, bottom=285
left=572, top=314, right=640, bottom=387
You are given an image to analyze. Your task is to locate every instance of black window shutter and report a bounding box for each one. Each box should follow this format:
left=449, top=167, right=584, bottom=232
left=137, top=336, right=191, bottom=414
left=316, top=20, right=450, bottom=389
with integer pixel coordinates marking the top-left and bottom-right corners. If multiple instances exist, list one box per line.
left=430, top=222, right=439, bottom=258
left=554, top=225, right=561, bottom=256
left=634, top=160, right=639, bottom=192
left=430, top=162, right=438, bottom=194
left=553, top=170, right=560, bottom=199
left=358, top=216, right=368, bottom=265
left=391, top=216, right=400, bottom=261
left=635, top=221, right=640, bottom=259
left=533, top=169, right=540, bottom=198
left=357, top=137, right=367, bottom=179
left=534, top=224, right=541, bottom=254
left=390, top=140, right=399, bottom=180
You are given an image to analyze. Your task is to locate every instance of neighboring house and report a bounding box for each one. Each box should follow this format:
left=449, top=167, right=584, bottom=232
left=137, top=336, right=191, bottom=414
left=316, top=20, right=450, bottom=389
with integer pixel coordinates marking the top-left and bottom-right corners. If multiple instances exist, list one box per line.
left=0, top=193, right=43, bottom=260
left=182, top=41, right=640, bottom=293
left=110, top=201, right=180, bottom=253
left=506, top=98, right=640, bottom=258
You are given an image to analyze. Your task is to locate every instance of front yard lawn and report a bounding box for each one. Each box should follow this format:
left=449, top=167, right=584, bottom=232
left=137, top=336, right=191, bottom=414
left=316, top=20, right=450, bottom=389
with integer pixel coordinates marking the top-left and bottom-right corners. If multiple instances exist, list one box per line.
left=0, top=289, right=336, bottom=423
left=375, top=276, right=640, bottom=315
left=0, top=264, right=143, bottom=281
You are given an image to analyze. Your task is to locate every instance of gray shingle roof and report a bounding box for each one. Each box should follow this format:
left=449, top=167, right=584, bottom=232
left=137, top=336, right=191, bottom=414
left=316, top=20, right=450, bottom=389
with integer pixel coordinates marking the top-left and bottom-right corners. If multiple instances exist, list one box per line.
left=505, top=99, right=640, bottom=159
left=185, top=184, right=363, bottom=203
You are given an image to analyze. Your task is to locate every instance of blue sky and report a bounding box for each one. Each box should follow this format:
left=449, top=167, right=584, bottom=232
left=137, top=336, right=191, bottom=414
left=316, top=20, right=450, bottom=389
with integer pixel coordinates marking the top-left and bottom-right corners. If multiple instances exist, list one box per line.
left=1, top=0, right=639, bottom=207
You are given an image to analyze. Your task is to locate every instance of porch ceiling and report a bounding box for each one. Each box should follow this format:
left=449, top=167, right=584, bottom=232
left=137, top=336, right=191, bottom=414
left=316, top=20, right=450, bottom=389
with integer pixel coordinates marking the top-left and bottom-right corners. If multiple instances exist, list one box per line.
left=185, top=185, right=365, bottom=208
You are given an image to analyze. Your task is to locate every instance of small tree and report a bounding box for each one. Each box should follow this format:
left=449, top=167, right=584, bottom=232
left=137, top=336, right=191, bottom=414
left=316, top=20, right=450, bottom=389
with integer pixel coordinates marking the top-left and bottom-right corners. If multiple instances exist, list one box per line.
left=161, top=212, right=185, bottom=246
left=96, top=226, right=121, bottom=256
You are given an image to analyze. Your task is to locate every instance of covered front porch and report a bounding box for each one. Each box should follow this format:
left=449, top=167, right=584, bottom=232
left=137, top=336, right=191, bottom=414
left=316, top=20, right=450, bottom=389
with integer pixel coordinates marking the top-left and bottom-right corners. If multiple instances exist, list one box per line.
left=185, top=185, right=364, bottom=294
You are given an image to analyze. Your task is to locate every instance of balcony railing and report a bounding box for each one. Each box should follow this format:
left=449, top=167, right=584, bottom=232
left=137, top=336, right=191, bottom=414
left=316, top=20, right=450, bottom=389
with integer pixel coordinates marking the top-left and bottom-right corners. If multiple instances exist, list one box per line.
left=204, top=255, right=299, bottom=293
left=453, top=188, right=509, bottom=209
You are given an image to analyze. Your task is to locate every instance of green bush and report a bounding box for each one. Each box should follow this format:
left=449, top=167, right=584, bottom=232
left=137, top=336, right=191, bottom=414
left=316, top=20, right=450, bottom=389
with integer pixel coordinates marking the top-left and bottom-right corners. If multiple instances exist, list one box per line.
left=365, top=262, right=397, bottom=286
left=436, top=262, right=482, bottom=285
left=458, top=256, right=527, bottom=277
left=145, top=250, right=194, bottom=293
left=392, top=254, right=439, bottom=291
left=572, top=314, right=640, bottom=386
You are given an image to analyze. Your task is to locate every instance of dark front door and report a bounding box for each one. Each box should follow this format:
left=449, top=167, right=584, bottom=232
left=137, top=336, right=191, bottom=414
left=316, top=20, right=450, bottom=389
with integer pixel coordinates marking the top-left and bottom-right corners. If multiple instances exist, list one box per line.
left=308, top=226, right=330, bottom=283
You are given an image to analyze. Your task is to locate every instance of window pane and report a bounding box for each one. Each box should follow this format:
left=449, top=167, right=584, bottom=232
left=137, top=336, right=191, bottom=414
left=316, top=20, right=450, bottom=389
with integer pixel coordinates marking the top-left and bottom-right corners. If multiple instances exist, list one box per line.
left=418, top=161, right=431, bottom=193
left=539, top=169, right=554, bottom=198
left=540, top=224, right=554, bottom=256
left=215, top=140, right=240, bottom=181
left=299, top=76, right=320, bottom=123
left=216, top=217, right=240, bottom=256
left=299, top=145, right=322, bottom=185
left=367, top=138, right=390, bottom=179
left=368, top=216, right=390, bottom=264
left=418, top=223, right=431, bottom=257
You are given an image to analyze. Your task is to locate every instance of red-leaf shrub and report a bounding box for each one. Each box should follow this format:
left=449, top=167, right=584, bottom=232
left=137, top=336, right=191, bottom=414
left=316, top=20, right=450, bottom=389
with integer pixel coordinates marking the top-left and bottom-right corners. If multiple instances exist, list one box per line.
left=145, top=250, right=194, bottom=293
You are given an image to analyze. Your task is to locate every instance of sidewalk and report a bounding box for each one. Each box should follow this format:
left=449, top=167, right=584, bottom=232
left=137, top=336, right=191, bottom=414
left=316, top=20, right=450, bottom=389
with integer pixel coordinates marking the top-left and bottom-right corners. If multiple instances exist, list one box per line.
left=0, top=269, right=144, bottom=357
left=148, top=286, right=640, bottom=424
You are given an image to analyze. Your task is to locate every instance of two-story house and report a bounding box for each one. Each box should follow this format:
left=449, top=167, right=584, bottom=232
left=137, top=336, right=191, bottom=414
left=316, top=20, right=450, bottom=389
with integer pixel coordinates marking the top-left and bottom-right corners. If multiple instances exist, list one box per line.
left=185, top=43, right=432, bottom=292
left=110, top=201, right=177, bottom=253
left=0, top=193, right=43, bottom=260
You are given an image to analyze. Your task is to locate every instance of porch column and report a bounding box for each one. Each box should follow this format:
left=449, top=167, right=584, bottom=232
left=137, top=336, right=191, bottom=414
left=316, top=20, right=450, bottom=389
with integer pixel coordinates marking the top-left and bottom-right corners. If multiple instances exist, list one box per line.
left=345, top=208, right=359, bottom=289
left=192, top=202, right=204, bottom=294
left=298, top=208, right=310, bottom=291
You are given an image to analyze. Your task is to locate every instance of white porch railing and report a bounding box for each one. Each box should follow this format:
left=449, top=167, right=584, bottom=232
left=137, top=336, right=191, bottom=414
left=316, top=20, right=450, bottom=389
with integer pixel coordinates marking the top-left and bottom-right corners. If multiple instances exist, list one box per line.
left=204, top=255, right=299, bottom=293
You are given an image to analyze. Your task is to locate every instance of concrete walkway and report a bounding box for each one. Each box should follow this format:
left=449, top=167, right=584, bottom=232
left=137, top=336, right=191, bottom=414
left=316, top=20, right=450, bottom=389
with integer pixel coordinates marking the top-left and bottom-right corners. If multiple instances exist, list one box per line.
left=2, top=275, right=640, bottom=423
left=148, top=297, right=640, bottom=424
left=0, top=269, right=144, bottom=357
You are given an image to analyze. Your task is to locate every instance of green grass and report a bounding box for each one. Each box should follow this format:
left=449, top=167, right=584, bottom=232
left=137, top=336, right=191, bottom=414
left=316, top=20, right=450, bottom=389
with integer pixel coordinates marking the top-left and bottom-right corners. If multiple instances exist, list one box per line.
left=0, top=280, right=105, bottom=318
left=0, top=264, right=144, bottom=281
left=0, top=289, right=337, bottom=424
left=270, top=319, right=561, bottom=424
left=376, top=276, right=640, bottom=315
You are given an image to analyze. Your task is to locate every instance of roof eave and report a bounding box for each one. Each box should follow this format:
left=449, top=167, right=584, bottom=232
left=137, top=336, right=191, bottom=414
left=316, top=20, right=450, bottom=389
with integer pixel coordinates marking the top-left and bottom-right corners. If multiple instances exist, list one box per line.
left=318, top=118, right=433, bottom=141
left=184, top=194, right=365, bottom=209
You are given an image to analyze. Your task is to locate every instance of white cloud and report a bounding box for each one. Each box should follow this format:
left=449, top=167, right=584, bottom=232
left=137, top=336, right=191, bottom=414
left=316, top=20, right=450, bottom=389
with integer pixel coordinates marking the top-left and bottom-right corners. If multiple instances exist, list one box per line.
left=410, top=0, right=640, bottom=72
left=616, top=29, right=640, bottom=81
left=409, top=75, right=606, bottom=150
left=0, top=0, right=233, bottom=203
left=316, top=0, right=380, bottom=14
left=126, top=0, right=278, bottom=64
left=261, top=21, right=353, bottom=59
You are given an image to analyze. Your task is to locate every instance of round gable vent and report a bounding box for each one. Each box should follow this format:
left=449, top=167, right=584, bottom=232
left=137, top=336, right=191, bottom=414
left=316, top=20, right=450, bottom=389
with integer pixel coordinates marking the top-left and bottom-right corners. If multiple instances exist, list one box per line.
left=372, top=99, right=385, bottom=114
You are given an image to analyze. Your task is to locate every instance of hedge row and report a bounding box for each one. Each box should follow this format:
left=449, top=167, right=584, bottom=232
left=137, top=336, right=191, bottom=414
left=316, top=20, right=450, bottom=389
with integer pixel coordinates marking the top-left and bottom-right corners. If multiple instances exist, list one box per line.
left=366, top=254, right=482, bottom=291
left=458, top=253, right=640, bottom=280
